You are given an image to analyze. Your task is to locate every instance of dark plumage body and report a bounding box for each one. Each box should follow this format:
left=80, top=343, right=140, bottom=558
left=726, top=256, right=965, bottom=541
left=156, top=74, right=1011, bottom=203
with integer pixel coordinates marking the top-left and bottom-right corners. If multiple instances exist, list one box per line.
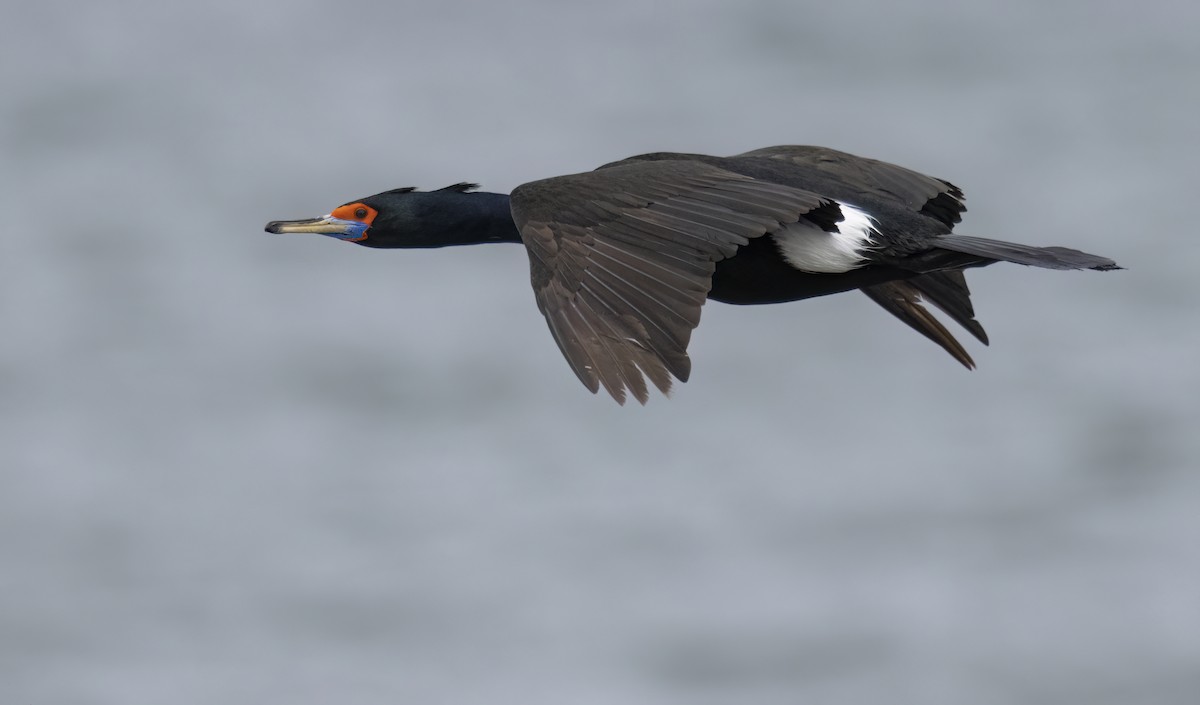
left=266, top=146, right=1118, bottom=404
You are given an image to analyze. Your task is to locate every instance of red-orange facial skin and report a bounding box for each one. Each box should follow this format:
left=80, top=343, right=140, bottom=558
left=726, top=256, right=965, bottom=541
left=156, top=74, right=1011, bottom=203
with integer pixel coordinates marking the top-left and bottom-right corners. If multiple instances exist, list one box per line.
left=330, top=202, right=379, bottom=241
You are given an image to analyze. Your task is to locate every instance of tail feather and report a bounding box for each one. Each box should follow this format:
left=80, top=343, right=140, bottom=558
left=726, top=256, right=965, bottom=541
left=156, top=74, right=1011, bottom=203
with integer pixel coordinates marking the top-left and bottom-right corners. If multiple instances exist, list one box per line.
left=864, top=236, right=1117, bottom=368
left=935, top=235, right=1120, bottom=271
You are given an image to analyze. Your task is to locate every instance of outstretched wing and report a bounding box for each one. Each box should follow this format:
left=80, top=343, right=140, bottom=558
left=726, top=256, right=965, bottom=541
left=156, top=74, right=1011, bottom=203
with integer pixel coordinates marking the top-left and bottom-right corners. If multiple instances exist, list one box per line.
left=737, top=145, right=967, bottom=228
left=509, top=160, right=837, bottom=404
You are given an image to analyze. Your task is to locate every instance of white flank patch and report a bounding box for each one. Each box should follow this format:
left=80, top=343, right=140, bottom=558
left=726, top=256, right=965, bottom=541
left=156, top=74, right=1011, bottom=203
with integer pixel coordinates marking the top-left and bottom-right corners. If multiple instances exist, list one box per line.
left=772, top=201, right=877, bottom=273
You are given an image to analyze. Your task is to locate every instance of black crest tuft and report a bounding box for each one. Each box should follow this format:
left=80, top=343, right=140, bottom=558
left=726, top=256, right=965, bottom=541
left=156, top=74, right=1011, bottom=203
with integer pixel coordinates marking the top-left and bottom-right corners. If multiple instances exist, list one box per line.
left=438, top=182, right=480, bottom=193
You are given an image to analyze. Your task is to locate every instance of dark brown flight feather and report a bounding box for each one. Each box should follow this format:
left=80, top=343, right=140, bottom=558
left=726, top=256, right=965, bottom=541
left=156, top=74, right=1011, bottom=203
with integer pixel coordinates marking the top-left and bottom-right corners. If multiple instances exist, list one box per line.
left=511, top=160, right=835, bottom=404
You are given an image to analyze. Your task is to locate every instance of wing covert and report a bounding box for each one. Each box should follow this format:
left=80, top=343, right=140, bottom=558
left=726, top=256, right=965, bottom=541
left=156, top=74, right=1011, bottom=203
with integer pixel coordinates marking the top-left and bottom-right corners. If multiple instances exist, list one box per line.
left=737, top=145, right=967, bottom=227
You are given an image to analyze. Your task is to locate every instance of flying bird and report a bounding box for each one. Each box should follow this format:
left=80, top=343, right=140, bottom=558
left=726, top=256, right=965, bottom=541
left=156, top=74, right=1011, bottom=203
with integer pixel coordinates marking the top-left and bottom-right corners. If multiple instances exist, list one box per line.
left=266, top=145, right=1118, bottom=404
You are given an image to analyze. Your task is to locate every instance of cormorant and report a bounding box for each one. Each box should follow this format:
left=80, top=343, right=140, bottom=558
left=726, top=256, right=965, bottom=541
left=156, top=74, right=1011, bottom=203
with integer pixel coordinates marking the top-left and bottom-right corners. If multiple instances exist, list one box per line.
left=266, top=146, right=1118, bottom=404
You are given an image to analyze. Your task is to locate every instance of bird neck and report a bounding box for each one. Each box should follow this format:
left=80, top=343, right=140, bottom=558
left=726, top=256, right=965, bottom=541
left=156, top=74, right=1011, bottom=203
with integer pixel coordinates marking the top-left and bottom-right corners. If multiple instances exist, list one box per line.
left=414, top=191, right=523, bottom=247
left=446, top=191, right=523, bottom=245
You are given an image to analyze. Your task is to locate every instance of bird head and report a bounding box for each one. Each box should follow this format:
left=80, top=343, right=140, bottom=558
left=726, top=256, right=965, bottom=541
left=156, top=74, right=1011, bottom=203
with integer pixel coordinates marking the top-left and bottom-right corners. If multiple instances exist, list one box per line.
left=264, top=184, right=486, bottom=248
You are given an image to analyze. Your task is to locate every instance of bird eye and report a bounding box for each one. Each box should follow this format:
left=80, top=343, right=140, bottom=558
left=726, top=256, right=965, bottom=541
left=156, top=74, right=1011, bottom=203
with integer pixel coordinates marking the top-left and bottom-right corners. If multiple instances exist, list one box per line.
left=331, top=202, right=376, bottom=224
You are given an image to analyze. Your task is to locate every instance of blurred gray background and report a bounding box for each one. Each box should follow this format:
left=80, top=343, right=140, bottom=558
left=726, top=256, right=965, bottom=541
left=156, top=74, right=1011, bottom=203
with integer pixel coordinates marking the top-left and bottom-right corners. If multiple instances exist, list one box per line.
left=3, top=1, right=1198, bottom=703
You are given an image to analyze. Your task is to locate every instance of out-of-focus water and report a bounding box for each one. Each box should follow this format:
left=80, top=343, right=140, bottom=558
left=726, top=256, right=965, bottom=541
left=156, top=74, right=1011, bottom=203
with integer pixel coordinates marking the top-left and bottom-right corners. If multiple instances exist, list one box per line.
left=3, top=1, right=1198, bottom=703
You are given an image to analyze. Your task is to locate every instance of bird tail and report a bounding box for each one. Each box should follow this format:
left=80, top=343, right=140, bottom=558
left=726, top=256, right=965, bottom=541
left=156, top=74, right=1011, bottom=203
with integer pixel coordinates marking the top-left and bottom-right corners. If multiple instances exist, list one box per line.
left=932, top=235, right=1120, bottom=271
left=863, top=236, right=1118, bottom=367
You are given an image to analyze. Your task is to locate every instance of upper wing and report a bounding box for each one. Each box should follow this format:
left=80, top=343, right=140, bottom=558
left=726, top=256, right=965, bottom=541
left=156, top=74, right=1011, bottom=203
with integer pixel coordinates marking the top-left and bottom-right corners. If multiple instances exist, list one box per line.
left=736, top=145, right=967, bottom=228
left=509, top=159, right=836, bottom=404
